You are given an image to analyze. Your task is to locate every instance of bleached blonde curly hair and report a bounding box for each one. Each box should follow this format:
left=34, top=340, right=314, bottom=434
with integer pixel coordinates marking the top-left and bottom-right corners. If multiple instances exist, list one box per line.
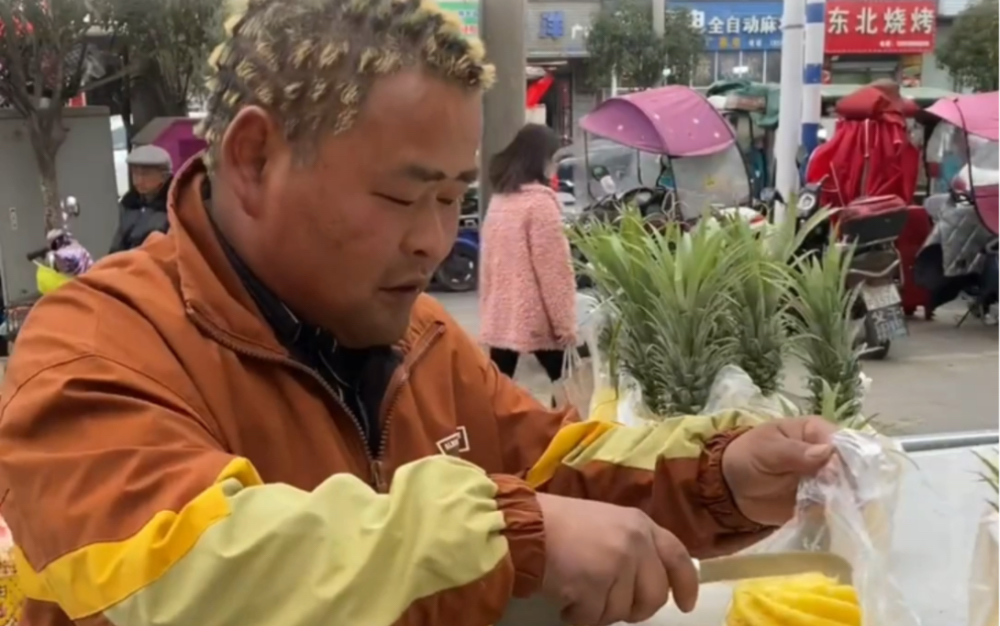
left=198, top=0, right=495, bottom=166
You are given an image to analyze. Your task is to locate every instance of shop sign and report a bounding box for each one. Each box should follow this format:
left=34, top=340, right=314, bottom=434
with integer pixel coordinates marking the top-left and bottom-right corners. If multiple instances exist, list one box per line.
left=526, top=3, right=598, bottom=58
left=825, top=1, right=936, bottom=54
left=669, top=1, right=783, bottom=52
left=438, top=1, right=479, bottom=38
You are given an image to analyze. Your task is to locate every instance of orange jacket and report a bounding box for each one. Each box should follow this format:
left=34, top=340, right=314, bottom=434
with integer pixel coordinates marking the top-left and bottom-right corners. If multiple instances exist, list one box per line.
left=0, top=157, right=767, bottom=626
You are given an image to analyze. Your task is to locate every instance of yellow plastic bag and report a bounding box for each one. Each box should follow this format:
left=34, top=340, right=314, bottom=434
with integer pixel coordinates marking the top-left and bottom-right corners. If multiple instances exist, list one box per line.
left=35, top=263, right=71, bottom=295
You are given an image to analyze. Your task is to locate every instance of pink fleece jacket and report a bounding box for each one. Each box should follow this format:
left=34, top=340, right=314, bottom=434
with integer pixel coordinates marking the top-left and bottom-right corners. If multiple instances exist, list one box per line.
left=479, top=183, right=576, bottom=353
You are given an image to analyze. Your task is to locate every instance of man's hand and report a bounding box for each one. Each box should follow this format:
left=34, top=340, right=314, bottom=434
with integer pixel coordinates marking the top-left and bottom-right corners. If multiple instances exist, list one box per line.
left=722, top=417, right=838, bottom=526
left=537, top=493, right=699, bottom=626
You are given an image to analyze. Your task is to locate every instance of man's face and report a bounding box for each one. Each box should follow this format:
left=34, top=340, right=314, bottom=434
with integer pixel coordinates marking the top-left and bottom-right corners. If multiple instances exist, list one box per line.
left=131, top=166, right=169, bottom=196
left=228, top=69, right=482, bottom=347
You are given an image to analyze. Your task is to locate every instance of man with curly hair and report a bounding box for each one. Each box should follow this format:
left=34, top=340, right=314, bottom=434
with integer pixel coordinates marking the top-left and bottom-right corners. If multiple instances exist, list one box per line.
left=0, top=1, right=837, bottom=625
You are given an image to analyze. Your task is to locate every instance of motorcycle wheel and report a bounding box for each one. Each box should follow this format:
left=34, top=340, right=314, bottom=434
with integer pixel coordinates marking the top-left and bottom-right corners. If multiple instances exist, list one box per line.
left=434, top=244, right=478, bottom=293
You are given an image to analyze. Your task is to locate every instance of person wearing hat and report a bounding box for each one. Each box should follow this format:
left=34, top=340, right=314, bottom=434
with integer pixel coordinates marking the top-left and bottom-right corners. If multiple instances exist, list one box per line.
left=109, top=144, right=174, bottom=254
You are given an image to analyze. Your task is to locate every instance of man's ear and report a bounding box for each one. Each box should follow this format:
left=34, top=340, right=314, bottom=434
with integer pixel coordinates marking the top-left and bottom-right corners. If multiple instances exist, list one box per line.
left=219, top=106, right=280, bottom=218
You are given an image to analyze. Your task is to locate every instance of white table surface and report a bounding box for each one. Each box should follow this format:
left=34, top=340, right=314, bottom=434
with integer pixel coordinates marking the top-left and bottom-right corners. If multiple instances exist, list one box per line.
left=498, top=445, right=996, bottom=626
left=890, top=446, right=994, bottom=626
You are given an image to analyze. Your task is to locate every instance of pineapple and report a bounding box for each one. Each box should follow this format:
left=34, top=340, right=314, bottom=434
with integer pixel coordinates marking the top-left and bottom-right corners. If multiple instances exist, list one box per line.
left=717, top=216, right=792, bottom=397
left=571, top=210, right=743, bottom=417
left=787, top=236, right=867, bottom=427
left=727, top=573, right=861, bottom=626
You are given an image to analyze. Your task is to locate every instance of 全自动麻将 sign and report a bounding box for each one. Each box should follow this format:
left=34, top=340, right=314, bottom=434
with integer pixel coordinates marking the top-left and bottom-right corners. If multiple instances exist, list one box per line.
left=825, top=0, right=936, bottom=54
left=668, top=1, right=783, bottom=51
left=438, top=0, right=480, bottom=37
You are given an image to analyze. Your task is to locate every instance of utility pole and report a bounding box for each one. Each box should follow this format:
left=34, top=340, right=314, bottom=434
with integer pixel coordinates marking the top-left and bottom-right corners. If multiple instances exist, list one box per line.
left=652, top=0, right=665, bottom=36
left=652, top=0, right=665, bottom=87
left=773, top=0, right=805, bottom=223
left=478, top=0, right=526, bottom=214
left=801, top=0, right=827, bottom=158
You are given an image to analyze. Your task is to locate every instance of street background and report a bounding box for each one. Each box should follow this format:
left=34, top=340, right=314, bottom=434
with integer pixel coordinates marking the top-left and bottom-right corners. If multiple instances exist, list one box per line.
left=439, top=292, right=998, bottom=435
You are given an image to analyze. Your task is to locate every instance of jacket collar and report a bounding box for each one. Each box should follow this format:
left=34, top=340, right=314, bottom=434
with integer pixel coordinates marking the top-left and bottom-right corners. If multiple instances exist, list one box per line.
left=168, top=156, right=289, bottom=355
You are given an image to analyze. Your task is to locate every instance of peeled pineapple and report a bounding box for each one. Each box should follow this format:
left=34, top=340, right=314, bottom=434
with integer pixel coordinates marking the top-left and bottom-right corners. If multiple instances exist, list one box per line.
left=726, top=573, right=861, bottom=626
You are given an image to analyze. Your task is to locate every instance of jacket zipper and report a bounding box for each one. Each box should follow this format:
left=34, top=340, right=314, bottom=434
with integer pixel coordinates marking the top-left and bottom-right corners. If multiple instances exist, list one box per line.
left=369, top=324, right=445, bottom=490
left=188, top=307, right=443, bottom=492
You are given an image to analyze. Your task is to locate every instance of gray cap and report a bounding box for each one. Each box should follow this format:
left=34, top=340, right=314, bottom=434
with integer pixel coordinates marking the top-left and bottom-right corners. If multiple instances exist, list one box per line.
left=126, top=145, right=173, bottom=172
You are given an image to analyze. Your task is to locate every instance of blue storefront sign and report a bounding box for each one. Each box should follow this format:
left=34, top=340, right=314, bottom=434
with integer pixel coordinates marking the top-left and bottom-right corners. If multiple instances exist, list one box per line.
left=668, top=1, right=783, bottom=51
left=526, top=4, right=596, bottom=58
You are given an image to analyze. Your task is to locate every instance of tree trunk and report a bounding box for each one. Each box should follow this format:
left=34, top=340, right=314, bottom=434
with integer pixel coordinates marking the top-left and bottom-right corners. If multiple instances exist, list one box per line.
left=27, top=111, right=68, bottom=233
left=37, top=154, right=61, bottom=234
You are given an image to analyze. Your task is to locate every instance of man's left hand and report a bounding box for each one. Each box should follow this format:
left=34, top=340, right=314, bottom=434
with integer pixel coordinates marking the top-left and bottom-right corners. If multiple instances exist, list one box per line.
left=722, top=417, right=838, bottom=527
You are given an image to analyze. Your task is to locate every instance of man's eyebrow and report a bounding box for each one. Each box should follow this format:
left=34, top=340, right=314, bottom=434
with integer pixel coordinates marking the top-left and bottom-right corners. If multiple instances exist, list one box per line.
left=399, top=164, right=479, bottom=183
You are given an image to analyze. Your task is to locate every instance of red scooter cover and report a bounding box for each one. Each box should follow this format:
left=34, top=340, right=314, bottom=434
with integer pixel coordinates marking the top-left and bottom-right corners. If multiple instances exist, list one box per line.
left=806, top=83, right=921, bottom=208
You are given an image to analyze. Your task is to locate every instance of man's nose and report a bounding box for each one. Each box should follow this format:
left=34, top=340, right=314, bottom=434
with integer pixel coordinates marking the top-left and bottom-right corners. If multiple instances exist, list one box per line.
left=403, top=205, right=456, bottom=260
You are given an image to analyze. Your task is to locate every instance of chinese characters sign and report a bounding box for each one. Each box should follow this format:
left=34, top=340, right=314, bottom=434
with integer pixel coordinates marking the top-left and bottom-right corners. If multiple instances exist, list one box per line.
left=669, top=2, right=783, bottom=51
left=825, top=1, right=936, bottom=54
left=438, top=1, right=479, bottom=38
left=527, top=5, right=596, bottom=57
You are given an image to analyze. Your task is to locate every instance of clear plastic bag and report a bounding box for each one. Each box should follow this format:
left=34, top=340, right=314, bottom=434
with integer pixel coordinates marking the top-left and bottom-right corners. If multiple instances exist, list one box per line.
left=643, top=430, right=917, bottom=626
left=968, top=508, right=998, bottom=626
left=702, top=364, right=801, bottom=419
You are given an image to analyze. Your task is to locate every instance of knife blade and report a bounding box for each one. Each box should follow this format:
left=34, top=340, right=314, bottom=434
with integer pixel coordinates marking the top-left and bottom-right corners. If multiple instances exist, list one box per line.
left=695, top=551, right=853, bottom=585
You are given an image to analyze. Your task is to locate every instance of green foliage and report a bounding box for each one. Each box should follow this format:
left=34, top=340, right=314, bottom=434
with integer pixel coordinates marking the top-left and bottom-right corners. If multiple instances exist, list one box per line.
left=586, top=0, right=703, bottom=91
left=937, top=0, right=999, bottom=92
left=110, top=0, right=224, bottom=108
left=661, top=8, right=704, bottom=86
left=0, top=0, right=107, bottom=114
left=974, top=448, right=999, bottom=512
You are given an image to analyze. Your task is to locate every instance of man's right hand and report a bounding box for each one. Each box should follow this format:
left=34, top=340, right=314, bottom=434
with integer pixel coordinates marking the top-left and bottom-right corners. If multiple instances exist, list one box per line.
left=536, top=493, right=699, bottom=625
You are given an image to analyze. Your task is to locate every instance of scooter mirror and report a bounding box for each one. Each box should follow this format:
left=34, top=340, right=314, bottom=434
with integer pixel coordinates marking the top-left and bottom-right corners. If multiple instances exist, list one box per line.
left=590, top=164, right=610, bottom=181
left=62, top=196, right=81, bottom=217
left=759, top=187, right=782, bottom=205
left=798, top=191, right=818, bottom=214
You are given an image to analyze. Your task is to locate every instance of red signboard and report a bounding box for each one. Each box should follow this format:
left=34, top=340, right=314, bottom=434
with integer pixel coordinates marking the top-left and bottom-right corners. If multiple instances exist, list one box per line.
left=825, top=1, right=936, bottom=54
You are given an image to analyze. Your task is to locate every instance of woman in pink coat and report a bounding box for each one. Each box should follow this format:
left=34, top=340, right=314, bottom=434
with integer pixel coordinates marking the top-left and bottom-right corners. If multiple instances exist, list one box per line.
left=480, top=124, right=576, bottom=382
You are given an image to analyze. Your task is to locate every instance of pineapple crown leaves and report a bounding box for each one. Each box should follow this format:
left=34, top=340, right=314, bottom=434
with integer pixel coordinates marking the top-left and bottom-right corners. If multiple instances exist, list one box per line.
left=814, top=378, right=869, bottom=428
left=781, top=204, right=866, bottom=421
left=714, top=218, right=793, bottom=395
left=571, top=208, right=748, bottom=417
left=973, top=448, right=999, bottom=511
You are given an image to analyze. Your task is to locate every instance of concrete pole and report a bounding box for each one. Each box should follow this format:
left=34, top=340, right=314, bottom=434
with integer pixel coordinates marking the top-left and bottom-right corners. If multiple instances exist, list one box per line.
left=652, top=0, right=664, bottom=86
left=652, top=0, right=665, bottom=36
left=773, top=0, right=805, bottom=223
left=801, top=0, right=827, bottom=158
left=479, top=0, right=526, bottom=215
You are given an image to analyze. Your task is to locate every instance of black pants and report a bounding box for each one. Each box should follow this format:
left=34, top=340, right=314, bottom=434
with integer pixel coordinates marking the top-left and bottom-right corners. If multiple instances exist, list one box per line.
left=489, top=348, right=565, bottom=383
